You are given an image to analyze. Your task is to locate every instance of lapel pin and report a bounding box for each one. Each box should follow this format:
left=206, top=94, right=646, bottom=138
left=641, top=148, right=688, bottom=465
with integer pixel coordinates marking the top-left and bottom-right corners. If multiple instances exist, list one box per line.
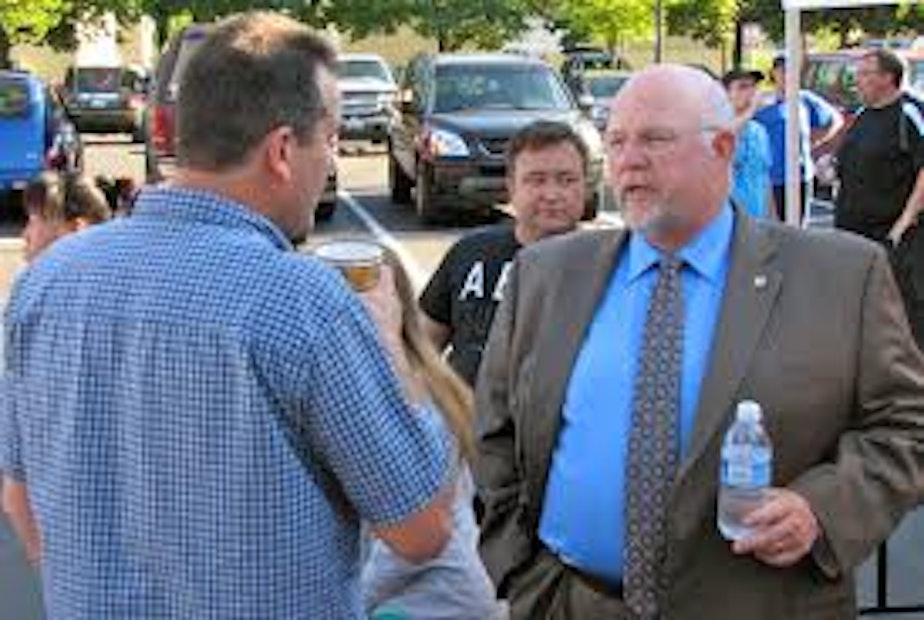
left=754, top=274, right=768, bottom=289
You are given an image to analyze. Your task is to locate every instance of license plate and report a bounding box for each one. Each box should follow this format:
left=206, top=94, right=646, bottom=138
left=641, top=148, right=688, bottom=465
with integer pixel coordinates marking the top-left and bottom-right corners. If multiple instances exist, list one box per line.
left=344, top=118, right=365, bottom=130
left=90, top=99, right=108, bottom=108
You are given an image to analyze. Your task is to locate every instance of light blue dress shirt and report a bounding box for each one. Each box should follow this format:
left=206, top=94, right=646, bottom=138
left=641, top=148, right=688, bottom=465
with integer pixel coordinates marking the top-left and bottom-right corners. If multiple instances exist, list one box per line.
left=538, top=205, right=735, bottom=585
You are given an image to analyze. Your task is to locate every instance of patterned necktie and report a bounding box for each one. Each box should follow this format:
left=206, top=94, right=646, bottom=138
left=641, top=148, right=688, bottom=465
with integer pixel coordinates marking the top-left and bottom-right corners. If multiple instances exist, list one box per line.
left=624, top=256, right=685, bottom=619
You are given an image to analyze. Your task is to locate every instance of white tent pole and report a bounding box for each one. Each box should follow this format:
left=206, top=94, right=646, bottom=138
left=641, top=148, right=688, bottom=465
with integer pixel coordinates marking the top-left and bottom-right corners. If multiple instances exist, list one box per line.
left=784, top=7, right=802, bottom=227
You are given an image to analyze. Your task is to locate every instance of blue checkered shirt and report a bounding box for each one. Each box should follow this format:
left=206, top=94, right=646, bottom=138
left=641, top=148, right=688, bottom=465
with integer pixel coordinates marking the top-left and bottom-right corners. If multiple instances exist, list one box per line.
left=0, top=187, right=451, bottom=619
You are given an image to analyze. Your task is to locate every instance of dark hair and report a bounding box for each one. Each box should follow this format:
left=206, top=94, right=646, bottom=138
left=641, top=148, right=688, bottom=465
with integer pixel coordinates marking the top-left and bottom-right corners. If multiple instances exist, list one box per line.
left=176, top=11, right=337, bottom=171
left=863, top=49, right=905, bottom=88
left=24, top=172, right=112, bottom=224
left=505, top=121, right=589, bottom=177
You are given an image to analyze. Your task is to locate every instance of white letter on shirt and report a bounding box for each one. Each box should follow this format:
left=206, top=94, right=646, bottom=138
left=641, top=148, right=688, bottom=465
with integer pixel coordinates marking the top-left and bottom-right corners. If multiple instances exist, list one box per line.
left=459, top=261, right=485, bottom=301
left=492, top=261, right=513, bottom=302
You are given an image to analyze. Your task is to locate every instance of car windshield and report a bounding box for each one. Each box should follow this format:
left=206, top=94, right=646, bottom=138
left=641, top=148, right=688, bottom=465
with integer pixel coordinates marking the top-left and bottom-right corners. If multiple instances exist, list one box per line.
left=434, top=63, right=572, bottom=113
left=76, top=68, right=122, bottom=93
left=0, top=78, right=31, bottom=117
left=586, top=75, right=628, bottom=99
left=339, top=60, right=392, bottom=83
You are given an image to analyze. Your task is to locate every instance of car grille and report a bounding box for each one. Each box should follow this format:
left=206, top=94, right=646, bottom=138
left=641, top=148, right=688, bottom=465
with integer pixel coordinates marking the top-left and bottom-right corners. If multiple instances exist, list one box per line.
left=342, top=91, right=384, bottom=117
left=478, top=137, right=509, bottom=157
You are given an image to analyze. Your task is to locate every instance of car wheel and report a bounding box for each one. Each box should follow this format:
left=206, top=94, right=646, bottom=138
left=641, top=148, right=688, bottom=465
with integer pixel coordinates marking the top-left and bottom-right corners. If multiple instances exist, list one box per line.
left=389, top=150, right=412, bottom=205
left=415, top=161, right=445, bottom=225
left=315, top=200, right=336, bottom=221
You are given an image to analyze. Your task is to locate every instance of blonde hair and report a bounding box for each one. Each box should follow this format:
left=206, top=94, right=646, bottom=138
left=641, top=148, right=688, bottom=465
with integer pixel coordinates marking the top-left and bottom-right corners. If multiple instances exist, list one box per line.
left=384, top=247, right=475, bottom=463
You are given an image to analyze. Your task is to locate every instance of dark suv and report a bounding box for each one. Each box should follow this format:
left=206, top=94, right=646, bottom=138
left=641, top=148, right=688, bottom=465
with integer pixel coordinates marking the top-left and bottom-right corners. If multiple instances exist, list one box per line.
left=388, top=53, right=605, bottom=223
left=145, top=24, right=338, bottom=218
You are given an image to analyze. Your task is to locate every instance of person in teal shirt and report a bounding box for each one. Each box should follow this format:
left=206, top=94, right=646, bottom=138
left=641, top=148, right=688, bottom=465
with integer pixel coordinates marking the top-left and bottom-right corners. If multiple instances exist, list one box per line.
left=723, top=68, right=774, bottom=218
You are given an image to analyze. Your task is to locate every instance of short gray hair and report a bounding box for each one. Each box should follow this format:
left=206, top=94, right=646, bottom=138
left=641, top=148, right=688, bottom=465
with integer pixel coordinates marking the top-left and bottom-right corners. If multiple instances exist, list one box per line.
left=176, top=12, right=337, bottom=171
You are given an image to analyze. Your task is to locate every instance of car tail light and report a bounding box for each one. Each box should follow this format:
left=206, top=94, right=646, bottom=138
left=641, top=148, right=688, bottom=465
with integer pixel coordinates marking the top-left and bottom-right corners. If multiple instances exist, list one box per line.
left=151, top=105, right=174, bottom=154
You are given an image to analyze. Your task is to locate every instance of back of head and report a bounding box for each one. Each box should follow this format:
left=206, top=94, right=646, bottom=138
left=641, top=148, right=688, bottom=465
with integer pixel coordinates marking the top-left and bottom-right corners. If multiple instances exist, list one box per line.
left=176, top=11, right=337, bottom=172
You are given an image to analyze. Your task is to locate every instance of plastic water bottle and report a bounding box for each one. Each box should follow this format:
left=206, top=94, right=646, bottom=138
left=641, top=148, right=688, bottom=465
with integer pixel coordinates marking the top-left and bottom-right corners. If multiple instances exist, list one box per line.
left=718, top=400, right=773, bottom=541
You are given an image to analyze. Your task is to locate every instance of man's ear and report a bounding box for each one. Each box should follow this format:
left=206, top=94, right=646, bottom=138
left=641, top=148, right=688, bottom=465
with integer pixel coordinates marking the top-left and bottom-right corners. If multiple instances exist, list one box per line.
left=70, top=217, right=90, bottom=232
left=263, top=125, right=297, bottom=184
left=713, top=130, right=737, bottom=162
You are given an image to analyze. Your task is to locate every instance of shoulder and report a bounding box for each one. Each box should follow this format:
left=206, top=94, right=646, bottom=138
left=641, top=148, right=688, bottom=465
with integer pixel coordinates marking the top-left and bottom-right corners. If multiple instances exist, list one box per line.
left=760, top=219, right=883, bottom=273
left=518, top=228, right=619, bottom=274
left=900, top=94, right=924, bottom=136
left=456, top=224, right=517, bottom=250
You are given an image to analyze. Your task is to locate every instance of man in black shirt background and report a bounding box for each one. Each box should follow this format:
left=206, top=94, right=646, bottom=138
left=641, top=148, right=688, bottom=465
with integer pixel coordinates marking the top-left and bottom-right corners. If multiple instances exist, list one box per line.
left=419, top=121, right=589, bottom=386
left=835, top=48, right=924, bottom=345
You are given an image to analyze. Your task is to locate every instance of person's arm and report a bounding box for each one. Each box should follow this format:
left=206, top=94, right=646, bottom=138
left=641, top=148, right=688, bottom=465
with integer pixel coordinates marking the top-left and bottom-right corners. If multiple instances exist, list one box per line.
left=889, top=169, right=924, bottom=245
left=783, top=248, right=924, bottom=578
left=419, top=244, right=457, bottom=353
left=473, top=260, right=532, bottom=596
left=260, top=269, right=454, bottom=564
left=1, top=477, right=41, bottom=566
left=806, top=91, right=844, bottom=154
left=422, top=315, right=451, bottom=352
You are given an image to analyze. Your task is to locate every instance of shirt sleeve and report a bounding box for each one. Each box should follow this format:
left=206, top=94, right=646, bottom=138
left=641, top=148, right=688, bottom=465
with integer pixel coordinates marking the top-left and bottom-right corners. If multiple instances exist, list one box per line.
left=902, top=98, right=924, bottom=171
left=262, top=296, right=452, bottom=527
left=0, top=315, right=25, bottom=481
left=419, top=243, right=458, bottom=326
left=803, top=90, right=836, bottom=129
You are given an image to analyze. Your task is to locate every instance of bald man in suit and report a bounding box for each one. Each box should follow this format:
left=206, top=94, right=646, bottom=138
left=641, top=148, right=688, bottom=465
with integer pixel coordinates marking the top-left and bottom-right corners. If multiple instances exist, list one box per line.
left=475, top=64, right=924, bottom=620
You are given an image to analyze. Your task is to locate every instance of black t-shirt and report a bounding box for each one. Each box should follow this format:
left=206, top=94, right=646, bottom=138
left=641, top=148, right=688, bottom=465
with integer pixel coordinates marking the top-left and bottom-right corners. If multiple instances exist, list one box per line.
left=419, top=225, right=521, bottom=386
left=835, top=94, right=924, bottom=241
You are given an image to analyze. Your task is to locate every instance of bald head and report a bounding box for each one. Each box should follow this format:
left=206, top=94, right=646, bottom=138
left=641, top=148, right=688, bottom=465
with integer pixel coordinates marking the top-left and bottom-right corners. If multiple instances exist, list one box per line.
left=604, top=64, right=737, bottom=252
left=612, top=64, right=734, bottom=132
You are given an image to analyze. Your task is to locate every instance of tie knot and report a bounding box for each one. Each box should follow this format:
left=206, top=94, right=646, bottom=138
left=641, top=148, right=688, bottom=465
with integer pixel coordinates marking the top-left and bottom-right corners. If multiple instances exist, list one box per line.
left=659, top=255, right=684, bottom=275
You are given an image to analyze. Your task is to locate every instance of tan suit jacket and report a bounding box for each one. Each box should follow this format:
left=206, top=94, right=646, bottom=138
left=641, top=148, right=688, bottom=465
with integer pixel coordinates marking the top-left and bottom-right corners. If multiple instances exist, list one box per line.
left=475, top=213, right=924, bottom=619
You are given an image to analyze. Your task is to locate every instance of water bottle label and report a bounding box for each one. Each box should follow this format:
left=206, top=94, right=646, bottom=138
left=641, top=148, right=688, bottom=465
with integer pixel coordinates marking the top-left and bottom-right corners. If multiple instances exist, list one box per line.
left=721, top=446, right=771, bottom=487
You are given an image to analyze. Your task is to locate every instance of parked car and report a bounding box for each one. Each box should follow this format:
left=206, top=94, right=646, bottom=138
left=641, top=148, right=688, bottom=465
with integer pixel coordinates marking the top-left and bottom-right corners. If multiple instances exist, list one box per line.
left=388, top=53, right=605, bottom=223
left=63, top=64, right=147, bottom=141
left=0, top=70, right=83, bottom=205
left=337, top=53, right=397, bottom=143
left=581, top=70, right=631, bottom=131
left=144, top=24, right=337, bottom=218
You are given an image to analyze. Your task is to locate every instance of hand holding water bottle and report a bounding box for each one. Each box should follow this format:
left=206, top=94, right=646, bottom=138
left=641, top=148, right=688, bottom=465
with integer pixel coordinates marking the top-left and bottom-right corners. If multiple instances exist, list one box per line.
left=732, top=488, right=821, bottom=567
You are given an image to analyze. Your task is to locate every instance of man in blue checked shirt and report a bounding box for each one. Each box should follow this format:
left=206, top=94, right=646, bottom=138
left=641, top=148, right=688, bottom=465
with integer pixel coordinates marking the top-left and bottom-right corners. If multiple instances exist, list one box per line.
left=0, top=12, right=453, bottom=620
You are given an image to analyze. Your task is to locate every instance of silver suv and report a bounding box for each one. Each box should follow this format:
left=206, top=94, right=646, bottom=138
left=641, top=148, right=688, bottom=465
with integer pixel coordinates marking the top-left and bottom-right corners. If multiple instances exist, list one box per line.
left=337, top=53, right=397, bottom=143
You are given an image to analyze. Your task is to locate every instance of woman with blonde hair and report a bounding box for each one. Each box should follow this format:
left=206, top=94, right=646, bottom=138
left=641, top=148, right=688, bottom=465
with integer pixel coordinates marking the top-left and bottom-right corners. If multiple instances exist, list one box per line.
left=361, top=247, right=502, bottom=620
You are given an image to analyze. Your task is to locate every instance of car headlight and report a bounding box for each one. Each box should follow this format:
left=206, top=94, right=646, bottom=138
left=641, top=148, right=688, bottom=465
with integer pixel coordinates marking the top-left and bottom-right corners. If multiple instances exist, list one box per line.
left=427, top=128, right=469, bottom=157
left=577, top=123, right=604, bottom=158
left=591, top=105, right=609, bottom=122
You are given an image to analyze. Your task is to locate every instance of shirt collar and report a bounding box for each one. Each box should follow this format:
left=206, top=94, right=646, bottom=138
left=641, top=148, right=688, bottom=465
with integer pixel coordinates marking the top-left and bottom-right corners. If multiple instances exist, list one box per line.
left=132, top=186, right=294, bottom=252
left=627, top=202, right=735, bottom=284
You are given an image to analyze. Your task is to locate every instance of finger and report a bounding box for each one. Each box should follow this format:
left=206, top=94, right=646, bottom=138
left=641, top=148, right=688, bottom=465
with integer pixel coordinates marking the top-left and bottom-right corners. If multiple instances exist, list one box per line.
left=742, top=495, right=791, bottom=528
left=754, top=545, right=810, bottom=568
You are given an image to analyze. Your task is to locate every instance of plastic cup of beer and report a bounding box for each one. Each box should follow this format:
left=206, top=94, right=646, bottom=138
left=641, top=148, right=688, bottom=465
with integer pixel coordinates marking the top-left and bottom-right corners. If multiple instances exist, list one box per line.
left=314, top=239, right=384, bottom=292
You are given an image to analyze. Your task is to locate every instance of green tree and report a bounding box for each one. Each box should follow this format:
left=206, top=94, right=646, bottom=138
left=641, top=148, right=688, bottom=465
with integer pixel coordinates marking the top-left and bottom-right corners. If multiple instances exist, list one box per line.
left=558, top=0, right=654, bottom=56
left=0, top=0, right=69, bottom=67
left=667, top=0, right=737, bottom=49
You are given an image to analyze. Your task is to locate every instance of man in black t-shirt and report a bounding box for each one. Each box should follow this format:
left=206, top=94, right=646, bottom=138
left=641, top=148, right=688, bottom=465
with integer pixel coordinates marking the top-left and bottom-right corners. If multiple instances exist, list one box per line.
left=836, top=48, right=924, bottom=345
left=420, top=121, right=590, bottom=386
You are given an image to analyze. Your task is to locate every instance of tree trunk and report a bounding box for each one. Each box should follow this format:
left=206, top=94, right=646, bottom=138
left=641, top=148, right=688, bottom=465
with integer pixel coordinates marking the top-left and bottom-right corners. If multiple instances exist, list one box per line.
left=0, top=28, right=11, bottom=70
left=733, top=19, right=743, bottom=68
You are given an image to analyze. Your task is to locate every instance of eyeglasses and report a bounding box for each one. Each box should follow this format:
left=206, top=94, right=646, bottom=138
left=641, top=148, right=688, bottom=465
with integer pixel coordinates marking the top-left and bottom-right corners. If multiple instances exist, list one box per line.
left=606, top=125, right=721, bottom=157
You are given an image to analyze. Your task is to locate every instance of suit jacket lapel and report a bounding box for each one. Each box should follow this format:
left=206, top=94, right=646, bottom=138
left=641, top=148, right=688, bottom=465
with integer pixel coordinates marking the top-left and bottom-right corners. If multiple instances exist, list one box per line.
left=679, top=215, right=782, bottom=480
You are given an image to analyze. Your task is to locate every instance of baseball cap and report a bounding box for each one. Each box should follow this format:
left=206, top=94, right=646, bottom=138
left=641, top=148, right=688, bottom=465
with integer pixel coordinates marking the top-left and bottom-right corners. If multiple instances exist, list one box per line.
left=721, top=68, right=764, bottom=87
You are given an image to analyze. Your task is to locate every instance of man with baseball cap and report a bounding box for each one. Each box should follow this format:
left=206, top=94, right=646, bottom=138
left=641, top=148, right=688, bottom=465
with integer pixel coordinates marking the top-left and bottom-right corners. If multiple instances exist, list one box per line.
left=722, top=68, right=773, bottom=218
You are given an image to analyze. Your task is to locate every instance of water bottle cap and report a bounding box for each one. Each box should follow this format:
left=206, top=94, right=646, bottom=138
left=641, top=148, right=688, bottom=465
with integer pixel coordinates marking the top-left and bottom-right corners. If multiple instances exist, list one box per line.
left=735, top=400, right=762, bottom=423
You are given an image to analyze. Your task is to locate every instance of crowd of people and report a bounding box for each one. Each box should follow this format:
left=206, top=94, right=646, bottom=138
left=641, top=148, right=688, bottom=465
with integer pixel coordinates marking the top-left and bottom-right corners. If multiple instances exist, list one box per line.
left=1, top=11, right=924, bottom=620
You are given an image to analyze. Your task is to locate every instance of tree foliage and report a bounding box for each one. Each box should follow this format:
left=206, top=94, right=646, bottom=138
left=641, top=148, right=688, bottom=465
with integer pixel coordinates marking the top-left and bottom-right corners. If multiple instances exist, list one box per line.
left=557, top=0, right=654, bottom=51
